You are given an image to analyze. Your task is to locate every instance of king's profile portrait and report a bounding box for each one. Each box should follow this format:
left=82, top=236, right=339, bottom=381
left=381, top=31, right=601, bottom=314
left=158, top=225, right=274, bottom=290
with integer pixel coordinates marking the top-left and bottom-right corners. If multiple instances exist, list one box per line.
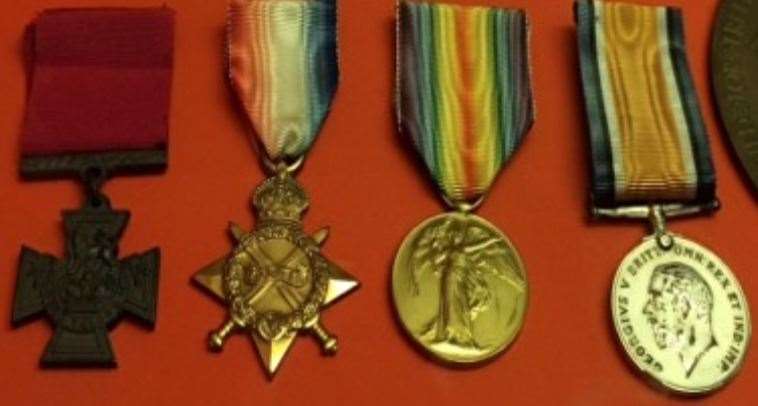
left=643, top=262, right=717, bottom=378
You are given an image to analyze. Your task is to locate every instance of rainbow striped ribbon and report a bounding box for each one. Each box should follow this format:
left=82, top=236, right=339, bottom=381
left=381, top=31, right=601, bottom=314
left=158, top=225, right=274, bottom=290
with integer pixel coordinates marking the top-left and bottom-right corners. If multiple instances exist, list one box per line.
left=398, top=1, right=534, bottom=205
left=228, top=0, right=338, bottom=160
left=577, top=0, right=715, bottom=207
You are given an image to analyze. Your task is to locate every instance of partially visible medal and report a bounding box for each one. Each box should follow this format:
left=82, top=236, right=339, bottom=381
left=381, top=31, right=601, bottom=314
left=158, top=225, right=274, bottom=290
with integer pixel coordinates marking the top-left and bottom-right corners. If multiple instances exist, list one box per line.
left=712, top=0, right=758, bottom=193
left=11, top=8, right=174, bottom=367
left=577, top=0, right=751, bottom=394
left=392, top=1, right=534, bottom=365
left=193, top=0, right=358, bottom=377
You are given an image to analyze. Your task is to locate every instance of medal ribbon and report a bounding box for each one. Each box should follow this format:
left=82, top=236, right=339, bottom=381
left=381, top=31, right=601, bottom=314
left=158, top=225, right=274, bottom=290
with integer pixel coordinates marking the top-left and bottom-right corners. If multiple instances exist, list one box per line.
left=228, top=0, right=339, bottom=161
left=22, top=8, right=174, bottom=159
left=398, top=1, right=534, bottom=204
left=577, top=0, right=715, bottom=207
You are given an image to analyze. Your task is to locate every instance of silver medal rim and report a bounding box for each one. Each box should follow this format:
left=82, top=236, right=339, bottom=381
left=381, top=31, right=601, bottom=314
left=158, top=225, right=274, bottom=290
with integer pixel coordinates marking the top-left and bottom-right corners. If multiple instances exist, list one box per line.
left=610, top=234, right=752, bottom=395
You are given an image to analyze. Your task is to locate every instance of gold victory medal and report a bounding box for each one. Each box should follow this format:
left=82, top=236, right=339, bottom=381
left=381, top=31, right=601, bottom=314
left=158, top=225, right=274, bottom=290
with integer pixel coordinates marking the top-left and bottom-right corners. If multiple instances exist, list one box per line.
left=392, top=1, right=534, bottom=366
left=194, top=173, right=358, bottom=375
left=393, top=212, right=527, bottom=364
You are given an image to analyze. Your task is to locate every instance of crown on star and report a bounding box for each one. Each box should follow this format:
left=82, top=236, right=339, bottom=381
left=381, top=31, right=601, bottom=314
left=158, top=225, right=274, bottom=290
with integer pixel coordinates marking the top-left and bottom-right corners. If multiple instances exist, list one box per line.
left=252, top=174, right=309, bottom=222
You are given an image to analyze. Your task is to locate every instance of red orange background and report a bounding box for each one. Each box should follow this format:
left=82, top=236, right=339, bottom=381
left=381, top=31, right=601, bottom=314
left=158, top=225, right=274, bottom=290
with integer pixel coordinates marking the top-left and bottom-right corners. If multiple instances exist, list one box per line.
left=1, top=0, right=756, bottom=405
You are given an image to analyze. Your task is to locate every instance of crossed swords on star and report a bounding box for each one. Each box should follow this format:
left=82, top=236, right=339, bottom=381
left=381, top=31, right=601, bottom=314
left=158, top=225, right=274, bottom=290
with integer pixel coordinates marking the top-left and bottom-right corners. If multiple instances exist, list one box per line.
left=209, top=225, right=337, bottom=353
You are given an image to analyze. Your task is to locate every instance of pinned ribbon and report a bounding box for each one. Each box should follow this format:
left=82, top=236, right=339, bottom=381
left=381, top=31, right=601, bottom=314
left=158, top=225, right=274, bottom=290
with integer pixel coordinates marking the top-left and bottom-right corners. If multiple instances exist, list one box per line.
left=228, top=0, right=339, bottom=161
left=398, top=1, right=534, bottom=205
left=21, top=8, right=174, bottom=176
left=577, top=0, right=715, bottom=207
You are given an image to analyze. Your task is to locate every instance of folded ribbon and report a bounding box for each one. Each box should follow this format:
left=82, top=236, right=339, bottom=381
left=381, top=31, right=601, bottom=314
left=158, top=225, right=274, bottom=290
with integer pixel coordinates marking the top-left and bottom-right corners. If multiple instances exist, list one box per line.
left=22, top=8, right=174, bottom=159
left=228, top=0, right=339, bottom=161
left=577, top=0, right=715, bottom=207
left=398, top=1, right=534, bottom=205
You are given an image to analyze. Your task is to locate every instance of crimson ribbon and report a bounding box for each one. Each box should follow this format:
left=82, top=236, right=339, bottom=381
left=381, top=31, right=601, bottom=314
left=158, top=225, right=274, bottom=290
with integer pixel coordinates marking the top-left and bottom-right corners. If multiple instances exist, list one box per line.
left=21, top=8, right=174, bottom=166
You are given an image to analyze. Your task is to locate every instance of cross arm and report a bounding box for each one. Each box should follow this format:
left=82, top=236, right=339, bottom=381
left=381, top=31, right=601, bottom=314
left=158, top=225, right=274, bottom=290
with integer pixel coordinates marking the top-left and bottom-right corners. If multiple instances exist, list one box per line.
left=119, top=248, right=160, bottom=326
left=13, top=246, right=58, bottom=325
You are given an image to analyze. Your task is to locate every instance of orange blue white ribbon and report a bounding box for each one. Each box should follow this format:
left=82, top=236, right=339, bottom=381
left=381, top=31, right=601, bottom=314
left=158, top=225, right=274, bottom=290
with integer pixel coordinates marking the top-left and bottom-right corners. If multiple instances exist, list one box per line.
left=398, top=1, right=534, bottom=204
left=228, top=0, right=338, bottom=160
left=577, top=0, right=715, bottom=207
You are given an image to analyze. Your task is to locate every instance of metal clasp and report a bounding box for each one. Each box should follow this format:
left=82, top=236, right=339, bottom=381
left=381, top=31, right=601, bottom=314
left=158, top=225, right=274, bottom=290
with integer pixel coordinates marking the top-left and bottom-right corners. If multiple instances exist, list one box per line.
left=592, top=200, right=720, bottom=250
left=262, top=155, right=305, bottom=177
left=442, top=194, right=486, bottom=214
left=79, top=165, right=111, bottom=209
left=648, top=205, right=674, bottom=250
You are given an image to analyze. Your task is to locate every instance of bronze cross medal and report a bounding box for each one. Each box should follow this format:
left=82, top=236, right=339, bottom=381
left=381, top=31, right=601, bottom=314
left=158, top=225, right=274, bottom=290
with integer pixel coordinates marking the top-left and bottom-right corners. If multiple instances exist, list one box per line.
left=194, top=172, right=358, bottom=376
left=12, top=190, right=159, bottom=367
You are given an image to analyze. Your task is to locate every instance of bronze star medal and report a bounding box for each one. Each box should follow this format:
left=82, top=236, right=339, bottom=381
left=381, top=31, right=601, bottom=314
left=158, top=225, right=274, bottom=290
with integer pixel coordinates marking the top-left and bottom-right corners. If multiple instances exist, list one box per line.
left=194, top=172, right=358, bottom=375
left=198, top=0, right=356, bottom=376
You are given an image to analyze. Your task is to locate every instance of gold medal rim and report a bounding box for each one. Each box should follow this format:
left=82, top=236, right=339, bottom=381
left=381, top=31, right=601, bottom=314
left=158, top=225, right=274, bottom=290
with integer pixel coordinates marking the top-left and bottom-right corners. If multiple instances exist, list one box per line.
left=610, top=234, right=752, bottom=395
left=392, top=212, right=529, bottom=365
